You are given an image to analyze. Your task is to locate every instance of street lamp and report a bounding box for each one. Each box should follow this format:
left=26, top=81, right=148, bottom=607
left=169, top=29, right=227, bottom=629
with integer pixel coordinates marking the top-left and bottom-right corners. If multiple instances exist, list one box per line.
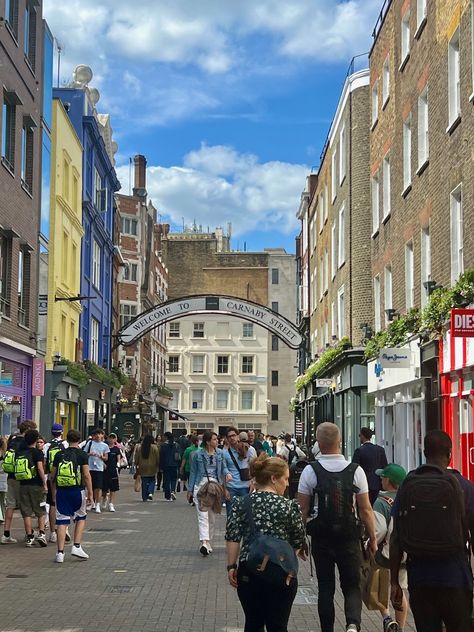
left=385, top=309, right=399, bottom=322
left=423, top=280, right=442, bottom=296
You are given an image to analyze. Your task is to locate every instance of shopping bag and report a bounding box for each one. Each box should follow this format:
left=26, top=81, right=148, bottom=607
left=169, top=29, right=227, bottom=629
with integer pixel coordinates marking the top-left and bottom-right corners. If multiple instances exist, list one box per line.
left=134, top=474, right=141, bottom=493
left=360, top=550, right=390, bottom=610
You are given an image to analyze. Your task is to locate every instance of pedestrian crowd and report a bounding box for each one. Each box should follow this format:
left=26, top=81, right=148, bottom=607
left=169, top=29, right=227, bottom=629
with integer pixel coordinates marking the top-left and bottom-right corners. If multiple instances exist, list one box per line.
left=1, top=420, right=473, bottom=632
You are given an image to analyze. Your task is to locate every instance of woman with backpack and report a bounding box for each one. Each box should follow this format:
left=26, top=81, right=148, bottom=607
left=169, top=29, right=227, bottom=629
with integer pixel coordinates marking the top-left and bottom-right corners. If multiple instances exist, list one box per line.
left=188, top=430, right=231, bottom=556
left=159, top=432, right=180, bottom=502
left=225, top=452, right=306, bottom=632
left=134, top=434, right=160, bottom=502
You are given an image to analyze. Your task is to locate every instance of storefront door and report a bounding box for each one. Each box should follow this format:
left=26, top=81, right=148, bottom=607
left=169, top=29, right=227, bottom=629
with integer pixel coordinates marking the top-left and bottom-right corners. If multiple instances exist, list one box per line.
left=382, top=405, right=394, bottom=463
left=459, top=397, right=474, bottom=481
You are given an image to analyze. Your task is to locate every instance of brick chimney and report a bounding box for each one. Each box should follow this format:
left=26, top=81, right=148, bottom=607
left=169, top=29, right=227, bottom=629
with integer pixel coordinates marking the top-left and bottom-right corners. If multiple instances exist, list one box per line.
left=133, top=155, right=147, bottom=197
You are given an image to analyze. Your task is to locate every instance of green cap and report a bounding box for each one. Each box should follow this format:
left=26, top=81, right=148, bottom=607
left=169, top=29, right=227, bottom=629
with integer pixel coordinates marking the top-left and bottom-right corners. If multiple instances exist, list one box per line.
left=375, top=463, right=407, bottom=486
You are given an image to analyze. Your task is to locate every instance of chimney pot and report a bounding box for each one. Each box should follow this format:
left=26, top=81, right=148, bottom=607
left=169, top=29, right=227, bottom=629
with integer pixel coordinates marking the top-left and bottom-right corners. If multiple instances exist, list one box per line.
left=134, top=154, right=147, bottom=192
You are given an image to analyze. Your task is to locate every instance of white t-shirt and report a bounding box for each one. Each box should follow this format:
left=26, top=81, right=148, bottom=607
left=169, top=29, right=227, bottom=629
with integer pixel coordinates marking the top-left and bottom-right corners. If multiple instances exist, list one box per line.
left=278, top=443, right=306, bottom=465
left=298, top=453, right=368, bottom=517
left=84, top=439, right=110, bottom=472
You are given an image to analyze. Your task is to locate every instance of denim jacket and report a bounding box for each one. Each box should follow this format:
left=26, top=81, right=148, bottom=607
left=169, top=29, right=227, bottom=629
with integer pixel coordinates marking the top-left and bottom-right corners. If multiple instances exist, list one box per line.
left=189, top=448, right=229, bottom=490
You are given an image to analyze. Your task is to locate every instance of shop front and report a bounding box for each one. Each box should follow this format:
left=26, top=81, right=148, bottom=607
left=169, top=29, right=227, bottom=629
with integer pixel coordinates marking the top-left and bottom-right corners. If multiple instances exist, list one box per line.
left=297, top=349, right=373, bottom=459
left=439, top=331, right=474, bottom=481
left=0, top=343, right=34, bottom=434
left=40, top=365, right=81, bottom=437
left=368, top=338, right=426, bottom=473
left=79, top=380, right=116, bottom=437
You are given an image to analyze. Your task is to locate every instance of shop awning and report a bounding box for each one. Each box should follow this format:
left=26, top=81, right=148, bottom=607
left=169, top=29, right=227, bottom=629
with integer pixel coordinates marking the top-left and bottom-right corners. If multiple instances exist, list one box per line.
left=156, top=402, right=188, bottom=421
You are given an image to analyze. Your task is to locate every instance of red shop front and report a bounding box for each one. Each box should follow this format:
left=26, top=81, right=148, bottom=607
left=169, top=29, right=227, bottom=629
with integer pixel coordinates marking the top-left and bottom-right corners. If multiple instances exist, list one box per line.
left=440, top=318, right=474, bottom=482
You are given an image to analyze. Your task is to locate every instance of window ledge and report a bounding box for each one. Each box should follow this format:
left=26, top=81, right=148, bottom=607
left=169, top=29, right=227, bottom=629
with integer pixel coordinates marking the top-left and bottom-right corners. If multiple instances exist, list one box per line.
left=446, top=116, right=461, bottom=135
left=416, top=160, right=429, bottom=176
left=24, top=55, right=36, bottom=77
left=382, top=212, right=391, bottom=225
left=1, top=158, right=15, bottom=178
left=21, top=181, right=33, bottom=198
left=0, top=313, right=11, bottom=322
left=338, top=261, right=345, bottom=271
left=382, top=96, right=390, bottom=110
left=339, top=175, right=346, bottom=187
left=401, top=184, right=412, bottom=198
left=414, top=17, right=427, bottom=39
left=470, top=92, right=474, bottom=104
left=371, top=228, right=380, bottom=239
left=399, top=54, right=410, bottom=72
left=17, top=323, right=30, bottom=332
left=371, top=118, right=378, bottom=132
left=5, top=21, right=19, bottom=46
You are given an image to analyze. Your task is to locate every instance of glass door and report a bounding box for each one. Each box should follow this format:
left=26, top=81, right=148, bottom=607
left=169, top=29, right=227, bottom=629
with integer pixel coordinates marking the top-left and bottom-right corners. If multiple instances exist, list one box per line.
left=459, top=397, right=474, bottom=482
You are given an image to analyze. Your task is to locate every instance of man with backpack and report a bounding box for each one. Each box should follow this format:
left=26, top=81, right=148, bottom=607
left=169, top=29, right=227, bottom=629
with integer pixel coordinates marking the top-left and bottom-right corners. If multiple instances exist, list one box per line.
left=43, top=424, right=68, bottom=542
left=352, top=427, right=388, bottom=505
left=278, top=433, right=306, bottom=466
left=390, top=430, right=474, bottom=631
left=1, top=420, right=36, bottom=544
left=298, top=422, right=377, bottom=632
left=50, top=429, right=93, bottom=563
left=16, top=429, right=48, bottom=547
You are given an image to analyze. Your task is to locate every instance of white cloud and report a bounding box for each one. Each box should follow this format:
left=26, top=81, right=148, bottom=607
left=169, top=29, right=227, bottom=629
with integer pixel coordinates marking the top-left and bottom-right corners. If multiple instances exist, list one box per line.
left=116, top=144, right=309, bottom=237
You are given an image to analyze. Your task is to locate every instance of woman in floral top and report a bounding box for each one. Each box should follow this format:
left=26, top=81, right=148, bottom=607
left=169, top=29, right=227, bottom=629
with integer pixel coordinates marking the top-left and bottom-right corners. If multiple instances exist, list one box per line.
left=225, top=453, right=306, bottom=632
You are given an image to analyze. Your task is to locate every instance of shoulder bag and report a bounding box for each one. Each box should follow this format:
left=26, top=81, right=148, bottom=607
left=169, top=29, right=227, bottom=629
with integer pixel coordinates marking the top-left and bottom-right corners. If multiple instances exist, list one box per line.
left=243, top=494, right=298, bottom=586
left=228, top=448, right=251, bottom=482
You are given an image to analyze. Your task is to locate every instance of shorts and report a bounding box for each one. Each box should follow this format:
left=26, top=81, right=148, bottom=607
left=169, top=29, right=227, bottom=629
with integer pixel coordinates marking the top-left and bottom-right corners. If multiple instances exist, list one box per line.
left=19, top=485, right=46, bottom=519
left=102, top=471, right=119, bottom=493
left=46, top=479, right=55, bottom=506
left=90, top=470, right=104, bottom=490
left=6, top=478, right=21, bottom=509
left=56, top=488, right=87, bottom=525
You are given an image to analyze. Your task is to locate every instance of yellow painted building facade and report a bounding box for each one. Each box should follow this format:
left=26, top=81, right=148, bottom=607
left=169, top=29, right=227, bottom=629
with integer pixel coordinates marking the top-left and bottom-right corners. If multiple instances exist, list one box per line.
left=45, top=100, right=83, bottom=429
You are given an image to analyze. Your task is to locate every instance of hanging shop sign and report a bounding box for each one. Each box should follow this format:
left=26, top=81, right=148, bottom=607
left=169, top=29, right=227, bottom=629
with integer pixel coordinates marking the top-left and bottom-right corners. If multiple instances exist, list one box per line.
left=451, top=309, right=474, bottom=338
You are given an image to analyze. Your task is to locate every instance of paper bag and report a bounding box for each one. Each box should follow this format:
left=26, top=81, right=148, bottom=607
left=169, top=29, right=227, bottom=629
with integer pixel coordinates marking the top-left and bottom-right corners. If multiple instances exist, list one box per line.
left=134, top=474, right=141, bottom=493
left=360, top=554, right=390, bottom=610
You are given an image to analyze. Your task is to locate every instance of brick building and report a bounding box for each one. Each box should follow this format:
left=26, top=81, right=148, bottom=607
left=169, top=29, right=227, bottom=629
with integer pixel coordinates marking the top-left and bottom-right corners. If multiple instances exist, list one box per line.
left=161, top=227, right=297, bottom=436
left=113, top=156, right=168, bottom=437
left=367, top=0, right=474, bottom=473
left=0, top=0, right=45, bottom=430
left=296, top=65, right=375, bottom=457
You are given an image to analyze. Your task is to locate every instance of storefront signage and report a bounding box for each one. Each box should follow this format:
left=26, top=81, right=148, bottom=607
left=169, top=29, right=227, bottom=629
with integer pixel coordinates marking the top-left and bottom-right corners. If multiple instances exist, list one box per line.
left=316, top=379, right=333, bottom=387
left=451, top=309, right=474, bottom=338
left=118, top=295, right=303, bottom=350
left=32, top=358, right=45, bottom=397
left=379, top=348, right=411, bottom=369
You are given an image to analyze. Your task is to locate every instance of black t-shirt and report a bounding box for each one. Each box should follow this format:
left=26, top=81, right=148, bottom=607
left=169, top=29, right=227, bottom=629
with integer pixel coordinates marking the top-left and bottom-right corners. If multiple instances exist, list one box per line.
left=53, top=447, right=89, bottom=490
left=20, top=447, right=45, bottom=486
left=6, top=435, right=26, bottom=481
left=106, top=446, right=120, bottom=474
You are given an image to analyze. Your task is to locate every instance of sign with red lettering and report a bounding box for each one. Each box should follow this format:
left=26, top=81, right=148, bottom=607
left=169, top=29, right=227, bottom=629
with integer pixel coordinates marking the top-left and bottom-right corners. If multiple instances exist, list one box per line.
left=32, top=358, right=45, bottom=397
left=451, top=309, right=474, bottom=337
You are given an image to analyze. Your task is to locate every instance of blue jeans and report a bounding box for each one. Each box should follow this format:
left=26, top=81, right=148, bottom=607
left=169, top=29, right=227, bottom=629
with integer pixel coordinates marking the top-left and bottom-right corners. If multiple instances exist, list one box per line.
left=225, top=485, right=249, bottom=515
left=163, top=466, right=178, bottom=500
left=141, top=476, right=155, bottom=501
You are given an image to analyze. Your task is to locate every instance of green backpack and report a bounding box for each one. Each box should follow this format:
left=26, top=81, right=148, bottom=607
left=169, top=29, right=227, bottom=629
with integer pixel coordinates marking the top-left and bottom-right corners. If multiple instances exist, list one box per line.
left=46, top=440, right=65, bottom=473
left=56, top=450, right=81, bottom=487
left=2, top=447, right=17, bottom=474
left=14, top=451, right=37, bottom=481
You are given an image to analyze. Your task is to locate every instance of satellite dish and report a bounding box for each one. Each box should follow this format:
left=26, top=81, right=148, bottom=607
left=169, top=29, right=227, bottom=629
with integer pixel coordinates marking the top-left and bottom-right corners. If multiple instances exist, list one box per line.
left=89, top=87, right=100, bottom=105
left=73, top=65, right=93, bottom=86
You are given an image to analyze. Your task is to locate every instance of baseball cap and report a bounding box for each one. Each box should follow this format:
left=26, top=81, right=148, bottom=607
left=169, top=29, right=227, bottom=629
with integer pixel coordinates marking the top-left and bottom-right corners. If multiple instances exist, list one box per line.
left=51, top=423, right=63, bottom=432
left=375, top=463, right=407, bottom=486
left=239, top=432, right=249, bottom=442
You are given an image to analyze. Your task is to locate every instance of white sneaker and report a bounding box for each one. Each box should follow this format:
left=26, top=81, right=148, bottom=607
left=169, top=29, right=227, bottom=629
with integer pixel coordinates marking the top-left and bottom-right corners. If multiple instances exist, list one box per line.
left=1, top=535, right=17, bottom=544
left=49, top=531, right=57, bottom=543
left=94, top=504, right=101, bottom=514
left=171, top=492, right=176, bottom=501
left=71, top=545, right=89, bottom=560
left=108, top=503, right=115, bottom=512
left=346, top=625, right=358, bottom=632
left=55, top=552, right=64, bottom=563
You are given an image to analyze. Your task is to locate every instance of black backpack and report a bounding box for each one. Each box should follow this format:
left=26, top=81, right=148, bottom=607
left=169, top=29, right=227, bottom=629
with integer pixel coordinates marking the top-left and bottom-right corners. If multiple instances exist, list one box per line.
left=288, top=459, right=309, bottom=499
left=396, top=464, right=468, bottom=558
left=307, top=461, right=360, bottom=538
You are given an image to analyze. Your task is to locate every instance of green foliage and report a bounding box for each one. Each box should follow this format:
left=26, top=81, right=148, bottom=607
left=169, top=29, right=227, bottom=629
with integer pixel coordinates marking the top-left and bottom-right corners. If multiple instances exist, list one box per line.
left=364, top=271, right=474, bottom=360
left=152, top=384, right=174, bottom=398
left=84, top=361, right=128, bottom=389
left=296, top=337, right=352, bottom=392
left=60, top=360, right=89, bottom=387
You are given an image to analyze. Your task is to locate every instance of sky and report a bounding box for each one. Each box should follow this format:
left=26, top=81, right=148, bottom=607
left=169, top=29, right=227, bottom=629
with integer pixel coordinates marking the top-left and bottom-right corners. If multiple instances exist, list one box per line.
left=43, top=0, right=382, bottom=254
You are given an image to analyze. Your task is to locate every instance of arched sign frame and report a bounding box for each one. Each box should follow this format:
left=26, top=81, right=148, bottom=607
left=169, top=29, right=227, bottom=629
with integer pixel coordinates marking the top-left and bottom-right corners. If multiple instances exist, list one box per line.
left=117, top=294, right=303, bottom=350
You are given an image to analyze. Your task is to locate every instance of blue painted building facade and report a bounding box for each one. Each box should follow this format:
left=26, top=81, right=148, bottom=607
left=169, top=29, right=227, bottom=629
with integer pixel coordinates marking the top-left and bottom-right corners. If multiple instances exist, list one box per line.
left=53, top=87, right=120, bottom=369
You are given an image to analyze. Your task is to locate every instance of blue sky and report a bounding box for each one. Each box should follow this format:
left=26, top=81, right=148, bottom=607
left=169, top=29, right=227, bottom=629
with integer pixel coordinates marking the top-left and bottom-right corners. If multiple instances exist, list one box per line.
left=44, top=0, right=381, bottom=253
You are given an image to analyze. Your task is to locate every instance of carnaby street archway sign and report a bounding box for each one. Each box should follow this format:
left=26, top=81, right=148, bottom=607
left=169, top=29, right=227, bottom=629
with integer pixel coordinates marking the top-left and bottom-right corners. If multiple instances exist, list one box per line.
left=117, top=295, right=303, bottom=350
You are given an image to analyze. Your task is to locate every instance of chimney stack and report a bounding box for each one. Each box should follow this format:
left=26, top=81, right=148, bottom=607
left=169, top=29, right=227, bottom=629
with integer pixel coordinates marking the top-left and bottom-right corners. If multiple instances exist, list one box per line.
left=133, top=154, right=147, bottom=196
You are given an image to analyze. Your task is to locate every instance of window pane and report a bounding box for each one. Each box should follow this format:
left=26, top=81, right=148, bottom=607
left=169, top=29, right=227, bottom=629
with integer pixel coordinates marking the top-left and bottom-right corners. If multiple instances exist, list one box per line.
left=242, top=323, right=253, bottom=337
left=241, top=390, right=253, bottom=410
left=168, top=355, right=179, bottom=372
left=241, top=356, right=254, bottom=373
left=217, top=355, right=229, bottom=374
left=169, top=322, right=180, bottom=337
left=192, top=355, right=204, bottom=373
left=193, top=322, right=205, bottom=337
left=271, top=268, right=279, bottom=284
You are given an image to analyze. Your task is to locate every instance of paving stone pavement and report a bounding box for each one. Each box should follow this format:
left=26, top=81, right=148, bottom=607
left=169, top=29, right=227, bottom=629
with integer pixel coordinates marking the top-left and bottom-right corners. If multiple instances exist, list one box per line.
left=0, top=475, right=415, bottom=632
